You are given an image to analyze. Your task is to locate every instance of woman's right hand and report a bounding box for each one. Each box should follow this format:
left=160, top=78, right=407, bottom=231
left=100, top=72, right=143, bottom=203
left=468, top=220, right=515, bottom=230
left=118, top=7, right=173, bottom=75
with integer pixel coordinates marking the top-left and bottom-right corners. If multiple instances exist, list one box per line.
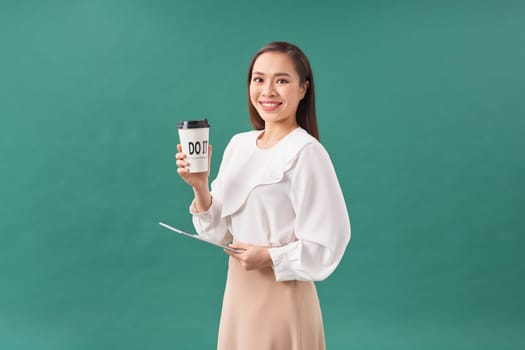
left=175, top=144, right=212, bottom=190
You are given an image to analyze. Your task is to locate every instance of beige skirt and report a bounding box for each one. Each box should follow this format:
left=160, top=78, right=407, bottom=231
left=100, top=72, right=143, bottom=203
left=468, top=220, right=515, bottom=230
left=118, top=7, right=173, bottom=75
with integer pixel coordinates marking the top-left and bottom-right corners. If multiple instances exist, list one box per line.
left=217, top=257, right=326, bottom=350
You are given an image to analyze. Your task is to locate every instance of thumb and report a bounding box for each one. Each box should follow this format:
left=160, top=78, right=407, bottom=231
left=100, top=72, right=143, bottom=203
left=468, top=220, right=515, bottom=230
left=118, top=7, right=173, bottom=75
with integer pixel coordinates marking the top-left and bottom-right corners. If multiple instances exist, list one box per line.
left=229, top=242, right=250, bottom=250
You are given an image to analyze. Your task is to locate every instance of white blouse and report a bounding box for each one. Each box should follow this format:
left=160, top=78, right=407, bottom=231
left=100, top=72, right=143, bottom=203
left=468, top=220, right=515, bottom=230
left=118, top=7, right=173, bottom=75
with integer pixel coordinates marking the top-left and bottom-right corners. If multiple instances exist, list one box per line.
left=190, top=127, right=350, bottom=282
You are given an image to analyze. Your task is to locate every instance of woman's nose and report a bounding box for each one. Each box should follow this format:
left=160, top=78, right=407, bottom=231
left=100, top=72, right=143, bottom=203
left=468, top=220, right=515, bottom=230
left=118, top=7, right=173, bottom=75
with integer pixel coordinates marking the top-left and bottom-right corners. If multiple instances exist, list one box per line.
left=262, top=81, right=276, bottom=97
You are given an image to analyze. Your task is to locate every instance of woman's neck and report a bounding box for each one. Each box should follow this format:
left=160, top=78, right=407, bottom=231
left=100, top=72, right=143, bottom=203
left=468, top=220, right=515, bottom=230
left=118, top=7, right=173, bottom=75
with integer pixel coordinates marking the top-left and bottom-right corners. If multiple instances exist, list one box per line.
left=257, top=121, right=299, bottom=149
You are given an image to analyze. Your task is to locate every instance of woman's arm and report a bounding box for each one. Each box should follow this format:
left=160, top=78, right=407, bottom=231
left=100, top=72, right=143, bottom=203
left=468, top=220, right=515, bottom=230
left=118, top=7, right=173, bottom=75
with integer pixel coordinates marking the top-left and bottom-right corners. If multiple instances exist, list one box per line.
left=176, top=143, right=212, bottom=212
left=177, top=142, right=232, bottom=245
left=269, top=143, right=351, bottom=281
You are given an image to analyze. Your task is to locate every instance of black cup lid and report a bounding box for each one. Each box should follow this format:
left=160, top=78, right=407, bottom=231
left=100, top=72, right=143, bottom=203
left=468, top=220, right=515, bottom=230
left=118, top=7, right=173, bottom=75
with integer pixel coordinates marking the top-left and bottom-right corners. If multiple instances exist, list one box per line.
left=178, top=119, right=210, bottom=129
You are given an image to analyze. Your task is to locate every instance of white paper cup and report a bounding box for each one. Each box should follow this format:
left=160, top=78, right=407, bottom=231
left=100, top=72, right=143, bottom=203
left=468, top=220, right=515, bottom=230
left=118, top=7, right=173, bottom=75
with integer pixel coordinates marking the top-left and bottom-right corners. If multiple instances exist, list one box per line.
left=178, top=119, right=210, bottom=173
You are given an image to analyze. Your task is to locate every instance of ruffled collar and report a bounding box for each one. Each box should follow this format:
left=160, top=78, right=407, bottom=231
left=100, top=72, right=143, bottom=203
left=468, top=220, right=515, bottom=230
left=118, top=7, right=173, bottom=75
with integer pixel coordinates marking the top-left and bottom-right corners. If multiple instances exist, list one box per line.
left=219, top=128, right=315, bottom=218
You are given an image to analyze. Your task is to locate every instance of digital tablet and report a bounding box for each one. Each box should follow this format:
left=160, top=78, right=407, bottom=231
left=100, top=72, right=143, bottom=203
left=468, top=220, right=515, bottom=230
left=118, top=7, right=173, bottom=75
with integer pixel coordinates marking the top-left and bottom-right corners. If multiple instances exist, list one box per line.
left=159, top=222, right=242, bottom=253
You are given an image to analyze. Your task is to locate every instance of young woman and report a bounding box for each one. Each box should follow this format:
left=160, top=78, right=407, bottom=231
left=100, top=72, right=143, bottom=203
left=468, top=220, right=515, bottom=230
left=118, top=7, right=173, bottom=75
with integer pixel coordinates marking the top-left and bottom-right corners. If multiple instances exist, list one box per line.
left=176, top=41, right=351, bottom=350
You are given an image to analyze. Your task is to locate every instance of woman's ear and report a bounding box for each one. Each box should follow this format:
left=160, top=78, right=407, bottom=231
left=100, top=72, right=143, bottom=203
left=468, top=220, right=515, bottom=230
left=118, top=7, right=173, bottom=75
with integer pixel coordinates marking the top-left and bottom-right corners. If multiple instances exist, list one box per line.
left=300, top=80, right=310, bottom=99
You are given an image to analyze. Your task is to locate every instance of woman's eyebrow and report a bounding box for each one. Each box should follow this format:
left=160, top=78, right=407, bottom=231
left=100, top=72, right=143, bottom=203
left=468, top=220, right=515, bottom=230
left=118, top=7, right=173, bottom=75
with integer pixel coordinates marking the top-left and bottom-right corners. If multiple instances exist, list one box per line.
left=252, top=71, right=291, bottom=77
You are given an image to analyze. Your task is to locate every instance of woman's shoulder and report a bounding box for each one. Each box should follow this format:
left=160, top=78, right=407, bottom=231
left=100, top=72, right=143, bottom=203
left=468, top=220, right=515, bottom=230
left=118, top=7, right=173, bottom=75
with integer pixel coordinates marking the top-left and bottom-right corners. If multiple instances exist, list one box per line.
left=269, top=128, right=327, bottom=174
left=229, top=129, right=261, bottom=144
left=221, top=130, right=260, bottom=157
left=286, top=129, right=335, bottom=170
left=284, top=127, right=327, bottom=156
left=288, top=127, right=318, bottom=146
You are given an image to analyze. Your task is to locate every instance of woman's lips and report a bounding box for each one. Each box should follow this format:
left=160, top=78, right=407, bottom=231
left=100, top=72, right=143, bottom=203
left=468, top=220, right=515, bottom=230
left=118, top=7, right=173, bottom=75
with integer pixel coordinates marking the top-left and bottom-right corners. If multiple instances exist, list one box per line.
left=259, top=101, right=282, bottom=112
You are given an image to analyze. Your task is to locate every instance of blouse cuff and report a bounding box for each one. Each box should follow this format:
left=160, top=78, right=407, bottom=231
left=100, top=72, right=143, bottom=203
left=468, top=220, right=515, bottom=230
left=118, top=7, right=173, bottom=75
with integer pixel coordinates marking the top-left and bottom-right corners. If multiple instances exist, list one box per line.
left=189, top=195, right=219, bottom=220
left=189, top=195, right=229, bottom=243
left=189, top=199, right=210, bottom=216
left=269, top=242, right=303, bottom=282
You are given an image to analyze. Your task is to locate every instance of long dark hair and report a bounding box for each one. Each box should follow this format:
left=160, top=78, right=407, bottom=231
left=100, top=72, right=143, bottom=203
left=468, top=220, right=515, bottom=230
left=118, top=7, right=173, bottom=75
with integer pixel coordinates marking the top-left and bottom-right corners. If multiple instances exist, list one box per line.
left=247, top=41, right=319, bottom=140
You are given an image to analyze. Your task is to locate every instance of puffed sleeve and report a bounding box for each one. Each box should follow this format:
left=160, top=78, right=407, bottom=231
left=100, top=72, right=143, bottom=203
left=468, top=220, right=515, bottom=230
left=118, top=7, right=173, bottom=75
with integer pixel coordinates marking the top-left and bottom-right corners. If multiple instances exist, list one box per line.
left=190, top=140, right=234, bottom=245
left=268, top=142, right=351, bottom=282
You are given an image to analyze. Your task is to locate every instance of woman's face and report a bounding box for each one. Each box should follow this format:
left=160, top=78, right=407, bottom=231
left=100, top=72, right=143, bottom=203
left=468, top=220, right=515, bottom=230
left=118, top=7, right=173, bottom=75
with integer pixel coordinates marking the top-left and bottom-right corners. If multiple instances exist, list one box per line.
left=249, top=52, right=308, bottom=128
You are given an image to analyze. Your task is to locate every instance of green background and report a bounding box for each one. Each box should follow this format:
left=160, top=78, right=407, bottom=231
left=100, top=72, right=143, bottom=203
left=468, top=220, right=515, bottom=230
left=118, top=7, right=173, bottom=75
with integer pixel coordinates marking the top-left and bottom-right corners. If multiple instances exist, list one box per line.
left=1, top=0, right=524, bottom=349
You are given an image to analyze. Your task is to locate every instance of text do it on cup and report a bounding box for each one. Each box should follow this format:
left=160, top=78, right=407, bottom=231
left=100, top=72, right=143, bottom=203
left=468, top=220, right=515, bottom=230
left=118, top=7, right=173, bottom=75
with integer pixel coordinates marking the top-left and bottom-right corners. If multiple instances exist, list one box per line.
left=178, top=119, right=210, bottom=173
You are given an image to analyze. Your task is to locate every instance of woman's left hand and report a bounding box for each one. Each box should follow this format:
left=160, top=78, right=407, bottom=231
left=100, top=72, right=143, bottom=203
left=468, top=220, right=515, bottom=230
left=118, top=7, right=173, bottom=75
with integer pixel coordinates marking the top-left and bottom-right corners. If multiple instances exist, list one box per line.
left=224, top=242, right=273, bottom=271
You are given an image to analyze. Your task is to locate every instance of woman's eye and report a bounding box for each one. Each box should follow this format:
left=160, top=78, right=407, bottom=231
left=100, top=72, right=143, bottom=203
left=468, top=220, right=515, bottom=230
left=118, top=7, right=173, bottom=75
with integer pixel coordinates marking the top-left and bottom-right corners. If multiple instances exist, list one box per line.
left=252, top=77, right=263, bottom=83
left=276, top=79, right=288, bottom=84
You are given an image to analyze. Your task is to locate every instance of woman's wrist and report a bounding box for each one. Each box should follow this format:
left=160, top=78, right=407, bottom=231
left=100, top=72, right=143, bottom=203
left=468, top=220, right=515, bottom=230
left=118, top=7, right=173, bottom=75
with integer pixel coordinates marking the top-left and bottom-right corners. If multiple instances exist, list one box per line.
left=192, top=182, right=209, bottom=195
left=192, top=185, right=212, bottom=212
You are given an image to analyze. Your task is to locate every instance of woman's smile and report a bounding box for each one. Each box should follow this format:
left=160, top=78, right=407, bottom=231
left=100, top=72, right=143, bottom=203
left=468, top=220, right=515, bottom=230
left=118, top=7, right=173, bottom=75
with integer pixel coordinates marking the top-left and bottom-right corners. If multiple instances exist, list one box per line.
left=259, top=100, right=283, bottom=112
